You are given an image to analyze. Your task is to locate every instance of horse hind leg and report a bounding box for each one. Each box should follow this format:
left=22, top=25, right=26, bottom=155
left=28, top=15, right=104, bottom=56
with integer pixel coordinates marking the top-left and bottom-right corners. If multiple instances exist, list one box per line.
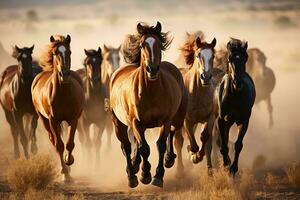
left=4, top=110, right=20, bottom=159
left=29, top=113, right=38, bottom=155
left=94, top=122, right=105, bottom=169
left=266, top=95, right=274, bottom=128
left=230, top=120, right=249, bottom=176
left=112, top=112, right=138, bottom=188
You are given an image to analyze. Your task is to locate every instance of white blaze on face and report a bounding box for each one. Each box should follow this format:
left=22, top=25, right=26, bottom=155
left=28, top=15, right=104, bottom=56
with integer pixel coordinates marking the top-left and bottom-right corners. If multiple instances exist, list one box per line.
left=200, top=49, right=213, bottom=72
left=58, top=45, right=66, bottom=67
left=111, top=53, right=119, bottom=71
left=22, top=53, right=28, bottom=58
left=145, top=37, right=156, bottom=63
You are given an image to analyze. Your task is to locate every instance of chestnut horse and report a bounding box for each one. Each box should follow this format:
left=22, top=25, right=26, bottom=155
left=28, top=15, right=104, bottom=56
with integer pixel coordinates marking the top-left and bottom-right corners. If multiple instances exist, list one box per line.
left=214, top=47, right=275, bottom=127
left=31, top=35, right=84, bottom=182
left=214, top=38, right=255, bottom=175
left=76, top=47, right=108, bottom=164
left=0, top=45, right=40, bottom=158
left=110, top=22, right=187, bottom=188
left=101, top=44, right=121, bottom=151
left=176, top=35, right=217, bottom=174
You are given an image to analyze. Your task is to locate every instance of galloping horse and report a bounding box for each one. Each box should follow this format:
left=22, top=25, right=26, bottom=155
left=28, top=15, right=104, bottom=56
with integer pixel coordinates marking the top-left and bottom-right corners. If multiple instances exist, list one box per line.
left=214, top=38, right=255, bottom=175
left=101, top=45, right=121, bottom=151
left=110, top=22, right=187, bottom=188
left=215, top=47, right=275, bottom=127
left=32, top=35, right=84, bottom=182
left=176, top=35, right=217, bottom=174
left=0, top=45, right=40, bottom=159
left=76, top=47, right=108, bottom=164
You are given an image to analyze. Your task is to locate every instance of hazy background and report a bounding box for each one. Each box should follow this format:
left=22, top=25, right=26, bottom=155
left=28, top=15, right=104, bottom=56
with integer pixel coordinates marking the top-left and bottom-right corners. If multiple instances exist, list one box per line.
left=0, top=0, right=300, bottom=191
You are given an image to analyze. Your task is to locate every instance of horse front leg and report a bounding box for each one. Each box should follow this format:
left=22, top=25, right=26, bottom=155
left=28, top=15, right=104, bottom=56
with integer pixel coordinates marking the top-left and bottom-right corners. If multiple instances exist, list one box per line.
left=49, top=118, right=71, bottom=183
left=29, top=113, right=38, bottom=155
left=130, top=128, right=142, bottom=175
left=164, top=130, right=177, bottom=169
left=94, top=122, right=105, bottom=168
left=217, top=117, right=233, bottom=167
left=112, top=113, right=137, bottom=188
left=185, top=119, right=199, bottom=164
left=152, top=121, right=171, bottom=188
left=230, top=119, right=249, bottom=175
left=174, top=129, right=184, bottom=177
left=65, top=119, right=78, bottom=166
left=14, top=113, right=29, bottom=159
left=4, top=110, right=20, bottom=159
left=204, top=114, right=214, bottom=174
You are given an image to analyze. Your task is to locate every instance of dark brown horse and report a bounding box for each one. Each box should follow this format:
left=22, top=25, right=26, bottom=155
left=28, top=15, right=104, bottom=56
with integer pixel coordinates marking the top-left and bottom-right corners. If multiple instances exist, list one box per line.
left=110, top=22, right=187, bottom=188
left=76, top=47, right=108, bottom=164
left=214, top=38, right=255, bottom=175
left=101, top=45, right=121, bottom=151
left=31, top=35, right=84, bottom=182
left=214, top=46, right=275, bottom=127
left=175, top=34, right=217, bottom=174
left=0, top=45, right=41, bottom=159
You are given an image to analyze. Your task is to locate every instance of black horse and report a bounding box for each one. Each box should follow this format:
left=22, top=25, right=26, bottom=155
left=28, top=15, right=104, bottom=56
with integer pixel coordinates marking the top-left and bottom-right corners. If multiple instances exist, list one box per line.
left=0, top=45, right=42, bottom=158
left=214, top=38, right=256, bottom=175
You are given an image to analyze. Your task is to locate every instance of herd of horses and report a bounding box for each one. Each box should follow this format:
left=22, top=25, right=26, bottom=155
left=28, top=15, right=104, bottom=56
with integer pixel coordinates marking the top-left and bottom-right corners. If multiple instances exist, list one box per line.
left=0, top=21, right=275, bottom=188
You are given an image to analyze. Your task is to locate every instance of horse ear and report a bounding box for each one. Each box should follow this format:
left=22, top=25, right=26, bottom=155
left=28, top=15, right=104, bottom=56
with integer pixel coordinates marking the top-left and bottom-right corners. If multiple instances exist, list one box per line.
left=155, top=21, right=162, bottom=33
left=186, top=32, right=191, bottom=37
left=14, top=45, right=21, bottom=52
left=226, top=40, right=231, bottom=51
left=97, top=47, right=102, bottom=55
left=66, top=34, right=71, bottom=44
left=210, top=38, right=216, bottom=48
left=84, top=49, right=89, bottom=56
left=29, top=45, right=34, bottom=53
left=137, top=23, right=144, bottom=35
left=50, top=35, right=55, bottom=43
left=195, top=37, right=202, bottom=48
left=243, top=42, right=248, bottom=51
left=103, top=44, right=109, bottom=52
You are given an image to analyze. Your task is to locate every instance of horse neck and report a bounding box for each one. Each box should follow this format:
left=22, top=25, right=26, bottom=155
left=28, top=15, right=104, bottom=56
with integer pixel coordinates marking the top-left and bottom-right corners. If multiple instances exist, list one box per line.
left=101, top=61, right=112, bottom=86
left=17, top=62, right=33, bottom=83
left=85, top=75, right=104, bottom=99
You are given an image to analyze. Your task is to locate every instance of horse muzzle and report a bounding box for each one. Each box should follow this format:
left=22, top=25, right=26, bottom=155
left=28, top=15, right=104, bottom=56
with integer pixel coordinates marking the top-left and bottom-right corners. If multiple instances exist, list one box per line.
left=146, top=65, right=160, bottom=80
left=200, top=72, right=212, bottom=87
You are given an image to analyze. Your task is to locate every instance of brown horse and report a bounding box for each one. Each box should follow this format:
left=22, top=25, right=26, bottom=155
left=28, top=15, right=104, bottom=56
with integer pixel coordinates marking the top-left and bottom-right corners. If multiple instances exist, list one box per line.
left=110, top=22, right=187, bottom=188
left=0, top=45, right=40, bottom=159
left=76, top=47, right=108, bottom=164
left=214, top=47, right=275, bottom=127
left=101, top=44, right=121, bottom=151
left=176, top=34, right=217, bottom=174
left=31, top=35, right=84, bottom=182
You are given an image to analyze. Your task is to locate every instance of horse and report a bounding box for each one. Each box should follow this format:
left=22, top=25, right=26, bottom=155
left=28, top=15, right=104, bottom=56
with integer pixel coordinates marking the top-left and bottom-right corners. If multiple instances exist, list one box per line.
left=101, top=44, right=121, bottom=151
left=175, top=34, right=217, bottom=174
left=31, top=35, right=85, bottom=182
left=110, top=22, right=187, bottom=188
left=0, top=45, right=41, bottom=159
left=76, top=47, right=108, bottom=165
left=213, top=38, right=255, bottom=175
left=214, top=46, right=275, bottom=127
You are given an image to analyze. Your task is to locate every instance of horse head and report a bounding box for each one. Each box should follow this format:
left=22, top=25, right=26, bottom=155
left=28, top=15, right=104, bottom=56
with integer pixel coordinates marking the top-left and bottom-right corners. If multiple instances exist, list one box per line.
left=84, top=47, right=102, bottom=88
left=12, top=45, right=34, bottom=79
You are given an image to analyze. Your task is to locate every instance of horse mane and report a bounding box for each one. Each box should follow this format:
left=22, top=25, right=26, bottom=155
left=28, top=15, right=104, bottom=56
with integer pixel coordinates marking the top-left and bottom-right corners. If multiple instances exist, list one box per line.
left=39, top=35, right=70, bottom=71
left=180, top=31, right=210, bottom=67
left=122, top=22, right=172, bottom=64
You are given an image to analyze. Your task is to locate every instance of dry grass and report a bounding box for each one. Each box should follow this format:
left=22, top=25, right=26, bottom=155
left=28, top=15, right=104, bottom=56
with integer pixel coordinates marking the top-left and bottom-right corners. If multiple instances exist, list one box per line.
left=7, top=189, right=85, bottom=200
left=265, top=173, right=278, bottom=186
left=7, top=154, right=58, bottom=193
left=170, top=167, right=255, bottom=200
left=285, top=161, right=300, bottom=187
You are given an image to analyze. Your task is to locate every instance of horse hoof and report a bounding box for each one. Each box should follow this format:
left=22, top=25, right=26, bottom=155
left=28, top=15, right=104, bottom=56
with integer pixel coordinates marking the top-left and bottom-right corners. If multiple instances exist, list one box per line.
left=65, top=154, right=74, bottom=166
left=207, top=168, right=213, bottom=177
left=164, top=154, right=176, bottom=168
left=63, top=175, right=74, bottom=184
left=151, top=177, right=164, bottom=188
left=140, top=173, right=152, bottom=185
left=229, top=165, right=238, bottom=176
left=128, top=176, right=139, bottom=188
left=191, top=153, right=203, bottom=164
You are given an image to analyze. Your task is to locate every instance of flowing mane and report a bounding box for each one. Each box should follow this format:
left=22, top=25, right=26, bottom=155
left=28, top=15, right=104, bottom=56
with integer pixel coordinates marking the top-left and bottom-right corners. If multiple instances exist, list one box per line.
left=122, top=22, right=172, bottom=64
left=180, top=31, right=212, bottom=67
left=39, top=35, right=70, bottom=71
